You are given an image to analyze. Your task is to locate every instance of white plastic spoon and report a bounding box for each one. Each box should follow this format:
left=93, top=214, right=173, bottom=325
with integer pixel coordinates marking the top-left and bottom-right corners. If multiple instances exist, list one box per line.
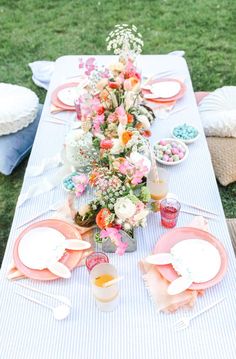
left=15, top=292, right=71, bottom=320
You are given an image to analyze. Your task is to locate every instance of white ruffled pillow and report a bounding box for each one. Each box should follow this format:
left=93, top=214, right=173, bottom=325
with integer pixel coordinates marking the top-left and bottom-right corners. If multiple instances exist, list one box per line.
left=0, top=83, right=39, bottom=136
left=198, top=86, right=236, bottom=137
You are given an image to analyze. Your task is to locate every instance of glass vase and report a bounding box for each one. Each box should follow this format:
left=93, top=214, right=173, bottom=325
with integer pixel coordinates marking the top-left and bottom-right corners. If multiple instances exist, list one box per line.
left=102, top=229, right=137, bottom=253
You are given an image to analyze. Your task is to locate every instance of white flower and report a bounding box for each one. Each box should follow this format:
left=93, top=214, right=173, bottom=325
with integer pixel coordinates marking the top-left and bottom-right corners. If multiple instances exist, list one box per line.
left=123, top=222, right=132, bottom=231
left=114, top=197, right=136, bottom=220
left=133, top=209, right=149, bottom=222
left=78, top=204, right=91, bottom=217
left=110, top=138, right=123, bottom=154
left=124, top=91, right=136, bottom=110
left=138, top=115, right=150, bottom=130
left=109, top=62, right=125, bottom=73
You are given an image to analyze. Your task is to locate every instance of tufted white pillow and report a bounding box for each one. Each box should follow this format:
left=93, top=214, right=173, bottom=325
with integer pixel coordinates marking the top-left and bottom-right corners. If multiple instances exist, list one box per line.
left=198, top=86, right=236, bottom=137
left=0, top=83, right=39, bottom=136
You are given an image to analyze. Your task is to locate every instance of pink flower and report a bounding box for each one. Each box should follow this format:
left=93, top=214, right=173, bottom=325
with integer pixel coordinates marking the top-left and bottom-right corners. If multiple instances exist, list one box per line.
left=115, top=105, right=127, bottom=125
left=115, top=239, right=128, bottom=256
left=92, top=113, right=105, bottom=134
left=119, top=159, right=133, bottom=175
left=85, top=57, right=96, bottom=75
left=72, top=174, right=88, bottom=186
left=100, top=227, right=122, bottom=242
left=75, top=183, right=86, bottom=197
left=78, top=58, right=84, bottom=69
left=107, top=113, right=117, bottom=123
left=100, top=228, right=128, bottom=256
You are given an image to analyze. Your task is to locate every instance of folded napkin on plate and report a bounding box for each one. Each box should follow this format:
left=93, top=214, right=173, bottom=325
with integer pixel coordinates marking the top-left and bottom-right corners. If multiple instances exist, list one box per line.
left=50, top=104, right=66, bottom=114
left=139, top=216, right=207, bottom=313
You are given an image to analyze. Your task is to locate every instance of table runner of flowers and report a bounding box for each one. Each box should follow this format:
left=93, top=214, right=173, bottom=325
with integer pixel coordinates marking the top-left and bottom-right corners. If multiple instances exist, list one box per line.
left=68, top=25, right=157, bottom=255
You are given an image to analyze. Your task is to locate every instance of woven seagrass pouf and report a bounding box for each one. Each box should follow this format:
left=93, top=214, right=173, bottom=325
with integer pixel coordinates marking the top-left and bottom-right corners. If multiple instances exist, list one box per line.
left=206, top=137, right=236, bottom=186
left=226, top=219, right=236, bottom=256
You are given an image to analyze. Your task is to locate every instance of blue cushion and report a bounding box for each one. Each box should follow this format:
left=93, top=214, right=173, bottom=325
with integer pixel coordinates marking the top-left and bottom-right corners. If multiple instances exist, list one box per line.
left=0, top=104, right=43, bottom=175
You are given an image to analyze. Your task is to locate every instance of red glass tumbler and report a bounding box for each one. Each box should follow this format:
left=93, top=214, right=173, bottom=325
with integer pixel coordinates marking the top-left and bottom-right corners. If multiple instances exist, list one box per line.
left=85, top=252, right=109, bottom=272
left=160, top=198, right=181, bottom=228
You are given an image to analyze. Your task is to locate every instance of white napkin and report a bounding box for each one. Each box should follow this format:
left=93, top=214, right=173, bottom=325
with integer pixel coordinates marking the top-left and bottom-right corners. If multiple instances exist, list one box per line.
left=26, top=153, right=63, bottom=177
left=29, top=61, right=55, bottom=90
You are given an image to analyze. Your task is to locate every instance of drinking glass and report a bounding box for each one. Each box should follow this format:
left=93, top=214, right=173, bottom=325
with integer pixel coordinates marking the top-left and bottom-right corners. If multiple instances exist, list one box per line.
left=90, top=263, right=119, bottom=312
left=160, top=198, right=181, bottom=228
left=147, top=167, right=169, bottom=201
left=85, top=252, right=109, bottom=272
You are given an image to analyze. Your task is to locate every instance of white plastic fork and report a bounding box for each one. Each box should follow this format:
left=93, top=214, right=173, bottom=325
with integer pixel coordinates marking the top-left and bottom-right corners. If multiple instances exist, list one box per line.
left=16, top=282, right=72, bottom=307
left=174, top=297, right=225, bottom=331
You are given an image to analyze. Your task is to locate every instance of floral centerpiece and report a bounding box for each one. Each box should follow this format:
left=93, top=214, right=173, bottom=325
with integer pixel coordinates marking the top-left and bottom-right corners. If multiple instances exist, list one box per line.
left=73, top=24, right=156, bottom=255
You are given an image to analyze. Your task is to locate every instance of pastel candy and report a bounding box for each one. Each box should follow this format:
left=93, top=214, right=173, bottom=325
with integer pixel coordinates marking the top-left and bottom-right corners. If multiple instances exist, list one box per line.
left=173, top=155, right=180, bottom=161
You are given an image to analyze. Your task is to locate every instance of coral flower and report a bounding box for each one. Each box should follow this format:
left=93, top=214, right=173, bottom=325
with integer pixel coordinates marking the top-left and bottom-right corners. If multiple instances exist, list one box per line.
left=97, top=106, right=105, bottom=115
left=108, top=81, right=120, bottom=89
left=127, top=113, right=134, bottom=123
left=100, top=139, right=113, bottom=150
left=96, top=208, right=113, bottom=229
left=123, top=77, right=140, bottom=91
left=121, top=131, right=133, bottom=145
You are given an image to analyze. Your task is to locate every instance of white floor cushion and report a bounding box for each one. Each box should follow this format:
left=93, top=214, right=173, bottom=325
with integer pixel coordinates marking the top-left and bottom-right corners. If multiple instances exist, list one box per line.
left=0, top=83, right=39, bottom=136
left=198, top=86, right=236, bottom=137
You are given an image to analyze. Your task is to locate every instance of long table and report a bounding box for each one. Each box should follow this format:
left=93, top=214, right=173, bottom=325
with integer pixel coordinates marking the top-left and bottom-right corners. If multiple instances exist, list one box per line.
left=1, top=55, right=236, bottom=359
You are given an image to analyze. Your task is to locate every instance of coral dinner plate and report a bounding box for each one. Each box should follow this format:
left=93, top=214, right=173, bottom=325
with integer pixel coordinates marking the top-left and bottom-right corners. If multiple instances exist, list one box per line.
left=153, top=227, right=227, bottom=290
left=51, top=82, right=79, bottom=111
left=13, top=219, right=83, bottom=281
left=143, top=78, right=186, bottom=103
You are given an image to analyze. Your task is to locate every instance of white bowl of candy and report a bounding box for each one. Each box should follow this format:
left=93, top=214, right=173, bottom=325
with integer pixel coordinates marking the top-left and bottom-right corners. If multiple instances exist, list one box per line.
left=154, top=138, right=189, bottom=166
left=171, top=123, right=200, bottom=144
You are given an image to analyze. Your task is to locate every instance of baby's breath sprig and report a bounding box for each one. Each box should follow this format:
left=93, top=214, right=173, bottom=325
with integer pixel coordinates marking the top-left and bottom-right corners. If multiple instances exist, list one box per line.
left=106, top=24, right=143, bottom=60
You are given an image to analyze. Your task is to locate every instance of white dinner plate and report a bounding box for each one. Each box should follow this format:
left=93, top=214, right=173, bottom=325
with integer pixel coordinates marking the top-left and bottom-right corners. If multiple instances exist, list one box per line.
left=57, top=87, right=81, bottom=106
left=18, top=227, right=66, bottom=270
left=147, top=81, right=181, bottom=99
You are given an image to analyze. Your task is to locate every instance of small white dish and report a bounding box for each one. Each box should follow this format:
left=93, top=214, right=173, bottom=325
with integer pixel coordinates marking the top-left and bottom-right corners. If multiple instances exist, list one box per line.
left=144, top=81, right=181, bottom=99
left=171, top=124, right=200, bottom=144
left=57, top=87, right=79, bottom=106
left=154, top=138, right=189, bottom=166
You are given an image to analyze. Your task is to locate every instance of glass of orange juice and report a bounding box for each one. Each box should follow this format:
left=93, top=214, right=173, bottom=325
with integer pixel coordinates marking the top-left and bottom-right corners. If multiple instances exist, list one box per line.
left=90, top=263, right=119, bottom=311
left=147, top=167, right=169, bottom=201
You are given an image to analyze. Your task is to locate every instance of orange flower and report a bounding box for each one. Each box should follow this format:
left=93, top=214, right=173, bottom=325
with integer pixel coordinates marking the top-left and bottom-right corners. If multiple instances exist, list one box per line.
left=124, top=77, right=140, bottom=91
left=99, top=89, right=109, bottom=102
left=96, top=208, right=112, bottom=229
left=135, top=123, right=143, bottom=130
left=121, top=131, right=133, bottom=145
left=127, top=113, right=134, bottom=123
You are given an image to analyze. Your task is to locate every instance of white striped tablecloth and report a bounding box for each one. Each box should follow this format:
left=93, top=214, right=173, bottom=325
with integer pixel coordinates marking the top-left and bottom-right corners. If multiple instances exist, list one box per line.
left=0, top=55, right=236, bottom=359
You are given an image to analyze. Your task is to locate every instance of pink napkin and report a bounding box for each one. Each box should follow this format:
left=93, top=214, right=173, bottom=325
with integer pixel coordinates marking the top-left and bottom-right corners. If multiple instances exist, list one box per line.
left=139, top=216, right=208, bottom=313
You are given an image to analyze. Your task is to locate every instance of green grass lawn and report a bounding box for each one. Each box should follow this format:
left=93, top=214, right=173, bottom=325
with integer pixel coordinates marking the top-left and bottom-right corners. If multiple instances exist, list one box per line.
left=1, top=0, right=236, bottom=265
